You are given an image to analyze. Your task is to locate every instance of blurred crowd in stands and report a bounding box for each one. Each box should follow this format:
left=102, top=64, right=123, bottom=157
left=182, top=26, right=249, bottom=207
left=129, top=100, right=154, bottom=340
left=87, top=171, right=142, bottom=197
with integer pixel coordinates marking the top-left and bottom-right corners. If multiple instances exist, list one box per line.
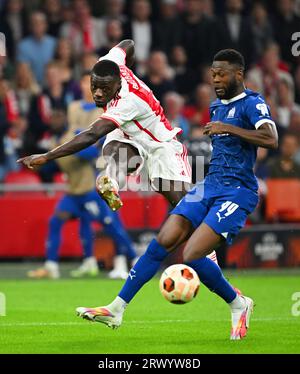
left=1, top=0, right=300, bottom=223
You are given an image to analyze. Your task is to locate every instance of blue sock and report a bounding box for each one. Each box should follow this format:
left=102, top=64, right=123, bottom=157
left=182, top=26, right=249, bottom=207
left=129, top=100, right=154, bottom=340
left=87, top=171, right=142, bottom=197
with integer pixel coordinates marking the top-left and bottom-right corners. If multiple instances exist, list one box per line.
left=79, top=217, right=94, bottom=258
left=186, top=257, right=237, bottom=303
left=104, top=216, right=137, bottom=260
left=46, top=215, right=64, bottom=262
left=119, top=239, right=168, bottom=303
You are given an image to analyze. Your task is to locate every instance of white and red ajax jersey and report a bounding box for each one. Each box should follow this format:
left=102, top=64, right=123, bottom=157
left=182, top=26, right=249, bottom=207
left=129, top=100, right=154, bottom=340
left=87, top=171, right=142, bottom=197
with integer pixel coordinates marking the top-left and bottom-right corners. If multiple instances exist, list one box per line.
left=99, top=47, right=182, bottom=143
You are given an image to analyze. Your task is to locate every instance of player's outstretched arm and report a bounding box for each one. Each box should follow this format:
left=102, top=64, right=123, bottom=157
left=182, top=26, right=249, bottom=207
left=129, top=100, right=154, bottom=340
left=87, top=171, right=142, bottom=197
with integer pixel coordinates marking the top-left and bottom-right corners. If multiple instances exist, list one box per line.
left=116, top=39, right=135, bottom=68
left=204, top=122, right=278, bottom=150
left=17, top=119, right=116, bottom=169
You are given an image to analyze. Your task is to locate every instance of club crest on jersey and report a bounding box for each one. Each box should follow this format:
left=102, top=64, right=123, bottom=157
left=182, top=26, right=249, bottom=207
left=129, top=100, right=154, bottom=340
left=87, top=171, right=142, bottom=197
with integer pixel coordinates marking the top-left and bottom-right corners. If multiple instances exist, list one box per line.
left=227, top=107, right=236, bottom=119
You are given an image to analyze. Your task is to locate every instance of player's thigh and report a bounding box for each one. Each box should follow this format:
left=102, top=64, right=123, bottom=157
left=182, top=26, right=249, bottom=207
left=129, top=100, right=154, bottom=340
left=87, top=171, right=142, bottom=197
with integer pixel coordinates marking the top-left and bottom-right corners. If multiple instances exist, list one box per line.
left=170, top=182, right=210, bottom=228
left=157, top=214, right=193, bottom=252
left=183, top=222, right=224, bottom=262
left=153, top=178, right=190, bottom=207
left=202, top=188, right=258, bottom=247
left=54, top=195, right=80, bottom=220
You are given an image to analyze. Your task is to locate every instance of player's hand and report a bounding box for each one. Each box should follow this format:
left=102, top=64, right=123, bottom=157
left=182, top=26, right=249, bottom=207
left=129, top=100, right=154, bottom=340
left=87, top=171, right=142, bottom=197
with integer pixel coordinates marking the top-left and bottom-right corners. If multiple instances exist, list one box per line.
left=204, top=121, right=227, bottom=136
left=17, top=154, right=48, bottom=170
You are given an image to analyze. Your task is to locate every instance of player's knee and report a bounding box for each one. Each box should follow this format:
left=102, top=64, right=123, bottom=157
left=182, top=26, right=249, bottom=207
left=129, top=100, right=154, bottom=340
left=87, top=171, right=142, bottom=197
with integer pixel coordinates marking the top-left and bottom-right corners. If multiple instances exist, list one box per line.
left=157, top=230, right=178, bottom=251
left=183, top=246, right=210, bottom=263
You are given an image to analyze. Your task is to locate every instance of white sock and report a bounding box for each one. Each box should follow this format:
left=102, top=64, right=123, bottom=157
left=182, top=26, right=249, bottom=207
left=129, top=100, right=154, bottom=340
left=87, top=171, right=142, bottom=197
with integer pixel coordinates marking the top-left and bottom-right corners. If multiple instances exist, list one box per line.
left=83, top=256, right=97, bottom=268
left=45, top=260, right=59, bottom=271
left=229, top=294, right=246, bottom=310
left=45, top=260, right=60, bottom=277
left=108, top=296, right=127, bottom=313
left=112, top=255, right=128, bottom=272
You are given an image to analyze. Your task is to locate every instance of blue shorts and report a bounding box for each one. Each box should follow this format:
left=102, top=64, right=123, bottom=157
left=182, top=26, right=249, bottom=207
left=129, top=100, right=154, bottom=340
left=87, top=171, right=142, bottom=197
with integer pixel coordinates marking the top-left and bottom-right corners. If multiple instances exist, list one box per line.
left=56, top=190, right=116, bottom=224
left=171, top=180, right=259, bottom=245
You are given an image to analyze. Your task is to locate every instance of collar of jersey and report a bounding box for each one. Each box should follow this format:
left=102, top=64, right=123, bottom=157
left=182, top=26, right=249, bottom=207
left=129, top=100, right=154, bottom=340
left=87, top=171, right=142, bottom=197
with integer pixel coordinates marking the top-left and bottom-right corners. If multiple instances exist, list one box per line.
left=220, top=92, right=247, bottom=105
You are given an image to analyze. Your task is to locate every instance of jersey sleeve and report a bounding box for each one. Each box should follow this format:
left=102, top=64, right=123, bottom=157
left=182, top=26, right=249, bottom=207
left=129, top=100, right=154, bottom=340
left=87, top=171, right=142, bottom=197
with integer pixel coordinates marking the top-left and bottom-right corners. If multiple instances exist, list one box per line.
left=98, top=46, right=126, bottom=66
left=245, top=96, right=276, bottom=131
left=100, top=97, right=140, bottom=128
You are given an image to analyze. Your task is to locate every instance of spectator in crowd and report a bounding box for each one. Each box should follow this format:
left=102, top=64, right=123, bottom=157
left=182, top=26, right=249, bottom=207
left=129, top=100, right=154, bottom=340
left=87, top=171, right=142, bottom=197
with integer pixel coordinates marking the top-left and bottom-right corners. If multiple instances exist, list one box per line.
left=0, top=0, right=28, bottom=61
left=170, top=45, right=199, bottom=100
left=74, top=52, right=98, bottom=81
left=54, top=38, right=81, bottom=103
left=250, top=1, right=274, bottom=61
left=183, top=83, right=213, bottom=126
left=290, top=111, right=300, bottom=133
left=123, top=0, right=153, bottom=75
left=27, top=62, right=68, bottom=152
left=272, top=0, right=300, bottom=69
left=0, top=78, right=21, bottom=180
left=102, top=0, right=127, bottom=23
left=152, top=0, right=182, bottom=56
left=217, top=0, right=255, bottom=68
left=268, top=132, right=300, bottom=178
left=202, top=0, right=215, bottom=17
left=98, top=19, right=124, bottom=57
left=53, top=38, right=75, bottom=83
left=180, top=0, right=219, bottom=68
left=60, top=0, right=105, bottom=56
left=246, top=42, right=293, bottom=100
left=14, top=62, right=39, bottom=116
left=143, top=50, right=176, bottom=102
left=163, top=91, right=190, bottom=141
left=43, top=0, right=63, bottom=38
left=277, top=77, right=300, bottom=130
left=294, top=64, right=300, bottom=104
left=17, top=11, right=56, bottom=85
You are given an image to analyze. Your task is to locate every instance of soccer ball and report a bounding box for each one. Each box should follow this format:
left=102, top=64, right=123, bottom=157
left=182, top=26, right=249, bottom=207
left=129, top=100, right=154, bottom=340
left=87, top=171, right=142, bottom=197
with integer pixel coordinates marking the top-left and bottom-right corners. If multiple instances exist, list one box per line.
left=159, top=264, right=200, bottom=304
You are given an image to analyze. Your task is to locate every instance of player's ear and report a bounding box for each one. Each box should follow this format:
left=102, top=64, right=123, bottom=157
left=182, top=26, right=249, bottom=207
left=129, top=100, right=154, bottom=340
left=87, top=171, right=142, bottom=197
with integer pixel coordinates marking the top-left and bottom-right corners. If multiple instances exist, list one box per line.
left=236, top=68, right=243, bottom=83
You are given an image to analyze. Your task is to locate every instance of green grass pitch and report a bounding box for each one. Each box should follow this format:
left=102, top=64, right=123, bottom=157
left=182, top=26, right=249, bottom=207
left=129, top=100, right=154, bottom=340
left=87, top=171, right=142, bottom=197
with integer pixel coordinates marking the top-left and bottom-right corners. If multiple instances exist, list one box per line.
left=0, top=270, right=300, bottom=354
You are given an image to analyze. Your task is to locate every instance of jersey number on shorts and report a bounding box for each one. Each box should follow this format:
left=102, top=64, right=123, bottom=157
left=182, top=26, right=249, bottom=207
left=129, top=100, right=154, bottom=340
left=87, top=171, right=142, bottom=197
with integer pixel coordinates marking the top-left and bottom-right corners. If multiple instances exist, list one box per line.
left=216, top=201, right=239, bottom=222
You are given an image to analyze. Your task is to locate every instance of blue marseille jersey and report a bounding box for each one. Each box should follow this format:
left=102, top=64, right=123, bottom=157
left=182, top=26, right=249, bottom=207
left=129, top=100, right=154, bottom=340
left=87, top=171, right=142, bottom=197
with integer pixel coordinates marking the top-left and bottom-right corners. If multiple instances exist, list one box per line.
left=207, top=89, right=276, bottom=192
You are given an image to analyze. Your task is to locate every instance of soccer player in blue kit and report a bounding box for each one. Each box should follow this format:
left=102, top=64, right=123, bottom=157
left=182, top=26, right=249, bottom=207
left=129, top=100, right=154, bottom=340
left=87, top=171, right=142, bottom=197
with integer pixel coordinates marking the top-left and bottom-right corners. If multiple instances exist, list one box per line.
left=76, top=49, right=278, bottom=340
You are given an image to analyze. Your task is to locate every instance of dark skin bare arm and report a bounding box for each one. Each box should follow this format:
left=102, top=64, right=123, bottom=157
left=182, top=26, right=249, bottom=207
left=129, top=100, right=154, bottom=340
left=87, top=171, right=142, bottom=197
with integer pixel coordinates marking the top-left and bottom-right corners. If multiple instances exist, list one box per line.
left=203, top=121, right=278, bottom=149
left=17, top=119, right=116, bottom=169
left=115, top=40, right=135, bottom=68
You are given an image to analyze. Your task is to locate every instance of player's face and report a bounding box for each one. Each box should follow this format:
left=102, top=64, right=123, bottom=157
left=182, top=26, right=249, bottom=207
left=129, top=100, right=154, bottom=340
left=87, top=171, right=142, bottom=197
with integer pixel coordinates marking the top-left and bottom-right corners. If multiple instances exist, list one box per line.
left=90, top=74, right=121, bottom=107
left=211, top=61, right=242, bottom=99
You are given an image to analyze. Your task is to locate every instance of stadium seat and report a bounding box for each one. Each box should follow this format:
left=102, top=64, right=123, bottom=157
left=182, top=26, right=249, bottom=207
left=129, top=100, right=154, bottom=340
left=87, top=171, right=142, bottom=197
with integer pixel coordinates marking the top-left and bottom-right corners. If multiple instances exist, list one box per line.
left=3, top=170, right=44, bottom=197
left=266, top=179, right=300, bottom=222
left=53, top=172, right=67, bottom=184
left=4, top=169, right=41, bottom=184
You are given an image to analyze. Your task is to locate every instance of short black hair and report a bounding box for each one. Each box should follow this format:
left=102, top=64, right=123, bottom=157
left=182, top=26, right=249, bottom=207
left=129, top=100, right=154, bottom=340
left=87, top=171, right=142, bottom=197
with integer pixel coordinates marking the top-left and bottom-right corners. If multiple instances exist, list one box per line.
left=213, top=49, right=245, bottom=69
left=91, top=59, right=120, bottom=78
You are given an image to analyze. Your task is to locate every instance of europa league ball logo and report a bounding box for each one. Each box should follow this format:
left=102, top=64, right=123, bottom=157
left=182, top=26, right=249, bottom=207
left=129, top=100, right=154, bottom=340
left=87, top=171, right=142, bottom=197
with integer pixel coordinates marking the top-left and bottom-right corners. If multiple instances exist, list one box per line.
left=0, top=32, right=6, bottom=57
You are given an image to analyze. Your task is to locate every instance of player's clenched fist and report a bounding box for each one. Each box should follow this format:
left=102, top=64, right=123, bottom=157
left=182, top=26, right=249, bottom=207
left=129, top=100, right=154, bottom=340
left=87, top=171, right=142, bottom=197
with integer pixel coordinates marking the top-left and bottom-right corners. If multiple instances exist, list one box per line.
left=17, top=154, right=48, bottom=170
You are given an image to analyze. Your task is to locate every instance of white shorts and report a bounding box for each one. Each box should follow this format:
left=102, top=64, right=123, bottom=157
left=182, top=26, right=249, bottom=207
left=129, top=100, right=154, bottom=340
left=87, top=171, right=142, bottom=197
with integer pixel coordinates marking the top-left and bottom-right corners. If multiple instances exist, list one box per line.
left=103, top=129, right=191, bottom=184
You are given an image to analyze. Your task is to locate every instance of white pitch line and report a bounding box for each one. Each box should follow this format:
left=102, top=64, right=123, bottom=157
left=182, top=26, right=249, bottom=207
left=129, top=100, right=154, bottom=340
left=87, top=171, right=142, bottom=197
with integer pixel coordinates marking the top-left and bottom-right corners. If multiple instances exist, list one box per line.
left=0, top=317, right=299, bottom=327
